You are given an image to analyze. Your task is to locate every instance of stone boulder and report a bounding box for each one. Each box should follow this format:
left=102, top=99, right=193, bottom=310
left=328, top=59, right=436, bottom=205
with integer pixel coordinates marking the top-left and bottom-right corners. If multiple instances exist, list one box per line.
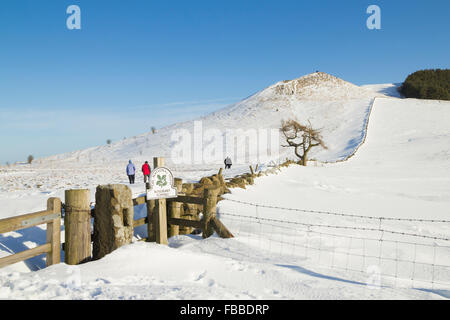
left=93, top=184, right=134, bottom=260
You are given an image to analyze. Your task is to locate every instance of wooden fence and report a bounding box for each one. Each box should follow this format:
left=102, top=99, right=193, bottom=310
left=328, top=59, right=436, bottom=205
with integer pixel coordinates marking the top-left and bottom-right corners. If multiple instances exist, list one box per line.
left=0, top=198, right=61, bottom=269
left=0, top=156, right=296, bottom=269
left=132, top=186, right=233, bottom=241
left=2, top=155, right=292, bottom=269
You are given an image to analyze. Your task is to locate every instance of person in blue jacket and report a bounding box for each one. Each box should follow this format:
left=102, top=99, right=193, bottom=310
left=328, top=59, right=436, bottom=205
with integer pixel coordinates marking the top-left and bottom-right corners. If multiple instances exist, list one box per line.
left=126, top=160, right=136, bottom=184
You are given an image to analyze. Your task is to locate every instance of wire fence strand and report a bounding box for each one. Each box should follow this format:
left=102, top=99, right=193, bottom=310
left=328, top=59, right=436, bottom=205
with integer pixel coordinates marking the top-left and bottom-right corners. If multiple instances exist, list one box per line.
left=223, top=198, right=450, bottom=223
left=217, top=199, right=450, bottom=290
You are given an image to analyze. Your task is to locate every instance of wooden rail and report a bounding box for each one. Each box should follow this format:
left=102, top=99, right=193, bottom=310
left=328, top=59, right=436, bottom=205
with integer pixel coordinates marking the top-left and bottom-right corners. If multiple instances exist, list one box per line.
left=0, top=198, right=61, bottom=269
left=133, top=196, right=147, bottom=206
left=131, top=185, right=233, bottom=240
left=168, top=217, right=203, bottom=229
left=133, top=217, right=148, bottom=228
left=0, top=166, right=234, bottom=269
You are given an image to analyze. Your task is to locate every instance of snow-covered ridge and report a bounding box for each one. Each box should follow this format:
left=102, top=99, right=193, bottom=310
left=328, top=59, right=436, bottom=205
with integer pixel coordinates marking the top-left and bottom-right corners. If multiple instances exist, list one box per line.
left=37, top=72, right=391, bottom=168
left=0, top=72, right=401, bottom=202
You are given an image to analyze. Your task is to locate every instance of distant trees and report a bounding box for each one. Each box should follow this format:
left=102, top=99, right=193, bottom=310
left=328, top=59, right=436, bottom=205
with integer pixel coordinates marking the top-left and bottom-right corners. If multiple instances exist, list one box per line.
left=27, top=155, right=34, bottom=164
left=280, top=120, right=327, bottom=166
left=106, top=139, right=112, bottom=145
left=400, top=69, right=449, bottom=100
left=151, top=127, right=157, bottom=134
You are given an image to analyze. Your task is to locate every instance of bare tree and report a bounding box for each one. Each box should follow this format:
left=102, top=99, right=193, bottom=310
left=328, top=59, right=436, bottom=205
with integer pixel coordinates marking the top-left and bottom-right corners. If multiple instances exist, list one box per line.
left=27, top=155, right=34, bottom=164
left=151, top=127, right=157, bottom=134
left=280, top=120, right=327, bottom=166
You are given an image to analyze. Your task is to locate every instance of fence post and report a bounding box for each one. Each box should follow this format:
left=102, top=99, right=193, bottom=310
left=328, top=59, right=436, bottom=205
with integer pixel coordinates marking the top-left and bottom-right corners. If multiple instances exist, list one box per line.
left=153, top=157, right=168, bottom=245
left=202, top=186, right=220, bottom=238
left=46, top=197, right=61, bottom=266
left=64, top=189, right=91, bottom=265
left=168, top=178, right=183, bottom=238
left=146, top=200, right=155, bottom=242
left=146, top=178, right=155, bottom=242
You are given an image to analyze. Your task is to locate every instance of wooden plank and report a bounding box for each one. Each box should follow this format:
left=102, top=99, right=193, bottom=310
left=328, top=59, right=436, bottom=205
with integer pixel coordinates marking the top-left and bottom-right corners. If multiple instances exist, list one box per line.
left=210, top=217, right=234, bottom=238
left=0, top=209, right=53, bottom=234
left=153, top=157, right=168, bottom=245
left=133, top=196, right=147, bottom=206
left=182, top=203, right=198, bottom=235
left=168, top=178, right=183, bottom=237
left=155, top=198, right=167, bottom=244
left=46, top=198, right=61, bottom=267
left=146, top=199, right=156, bottom=242
left=21, top=213, right=60, bottom=228
left=202, top=187, right=220, bottom=238
left=0, top=243, right=51, bottom=269
left=145, top=166, right=156, bottom=242
left=171, top=195, right=204, bottom=205
left=168, top=218, right=203, bottom=229
left=133, top=217, right=148, bottom=227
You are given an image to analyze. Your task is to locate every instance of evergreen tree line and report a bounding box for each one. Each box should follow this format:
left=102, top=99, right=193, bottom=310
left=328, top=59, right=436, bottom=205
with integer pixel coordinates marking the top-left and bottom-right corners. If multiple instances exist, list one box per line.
left=400, top=69, right=450, bottom=100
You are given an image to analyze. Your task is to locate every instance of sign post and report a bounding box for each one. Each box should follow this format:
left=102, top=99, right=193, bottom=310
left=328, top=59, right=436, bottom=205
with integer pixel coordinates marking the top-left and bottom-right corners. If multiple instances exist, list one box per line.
left=147, top=157, right=178, bottom=245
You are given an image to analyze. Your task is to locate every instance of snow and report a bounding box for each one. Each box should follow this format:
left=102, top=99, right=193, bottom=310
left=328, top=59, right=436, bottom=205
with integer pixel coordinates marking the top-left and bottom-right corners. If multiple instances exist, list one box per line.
left=0, top=72, right=387, bottom=218
left=361, top=83, right=403, bottom=98
left=1, top=73, right=449, bottom=299
left=1, top=238, right=445, bottom=300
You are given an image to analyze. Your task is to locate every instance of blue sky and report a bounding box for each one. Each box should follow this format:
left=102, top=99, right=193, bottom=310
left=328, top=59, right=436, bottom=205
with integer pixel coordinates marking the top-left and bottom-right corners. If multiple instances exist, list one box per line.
left=0, top=0, right=449, bottom=164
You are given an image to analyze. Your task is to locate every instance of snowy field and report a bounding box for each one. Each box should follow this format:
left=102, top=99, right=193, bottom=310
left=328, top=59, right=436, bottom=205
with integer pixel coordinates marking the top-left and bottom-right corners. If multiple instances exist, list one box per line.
left=1, top=75, right=449, bottom=299
left=0, top=73, right=389, bottom=219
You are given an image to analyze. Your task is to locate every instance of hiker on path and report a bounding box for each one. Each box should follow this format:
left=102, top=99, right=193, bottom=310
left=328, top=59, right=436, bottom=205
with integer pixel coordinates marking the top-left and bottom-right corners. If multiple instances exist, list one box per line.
left=224, top=156, right=232, bottom=169
left=126, top=160, right=136, bottom=184
left=142, top=161, right=151, bottom=183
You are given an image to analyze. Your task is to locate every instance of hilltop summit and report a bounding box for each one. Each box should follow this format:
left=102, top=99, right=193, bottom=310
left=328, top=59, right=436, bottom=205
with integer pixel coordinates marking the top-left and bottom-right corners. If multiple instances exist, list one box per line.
left=268, top=72, right=382, bottom=100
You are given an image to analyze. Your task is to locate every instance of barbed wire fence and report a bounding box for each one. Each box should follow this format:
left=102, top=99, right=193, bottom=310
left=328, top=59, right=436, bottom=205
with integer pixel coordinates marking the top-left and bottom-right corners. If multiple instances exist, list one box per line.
left=217, top=198, right=450, bottom=291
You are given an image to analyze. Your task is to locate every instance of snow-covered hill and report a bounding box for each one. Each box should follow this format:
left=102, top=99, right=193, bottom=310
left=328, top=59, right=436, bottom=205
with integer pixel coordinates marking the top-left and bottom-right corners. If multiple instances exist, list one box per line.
left=0, top=72, right=395, bottom=208
left=1, top=96, right=449, bottom=300
left=39, top=72, right=388, bottom=167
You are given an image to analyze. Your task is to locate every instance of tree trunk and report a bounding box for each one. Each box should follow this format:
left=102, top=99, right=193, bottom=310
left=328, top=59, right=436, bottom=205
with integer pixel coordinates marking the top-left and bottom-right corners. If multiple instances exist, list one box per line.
left=294, top=146, right=303, bottom=163
left=302, top=150, right=309, bottom=166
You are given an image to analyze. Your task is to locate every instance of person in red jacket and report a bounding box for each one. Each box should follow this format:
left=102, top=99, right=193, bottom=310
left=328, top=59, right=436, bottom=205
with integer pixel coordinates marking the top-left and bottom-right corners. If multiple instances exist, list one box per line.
left=142, top=161, right=151, bottom=183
